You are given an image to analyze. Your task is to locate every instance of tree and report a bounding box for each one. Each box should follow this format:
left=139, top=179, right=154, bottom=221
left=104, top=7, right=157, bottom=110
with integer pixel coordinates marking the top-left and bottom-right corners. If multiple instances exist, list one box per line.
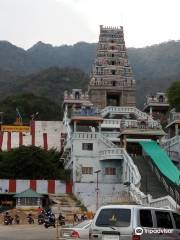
left=0, top=93, right=61, bottom=124
left=0, top=146, right=66, bottom=179
left=167, top=81, right=180, bottom=111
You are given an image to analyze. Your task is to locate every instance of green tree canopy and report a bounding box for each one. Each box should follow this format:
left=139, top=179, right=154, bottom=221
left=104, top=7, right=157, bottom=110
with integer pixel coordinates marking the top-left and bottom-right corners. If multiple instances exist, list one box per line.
left=0, top=146, right=66, bottom=179
left=167, top=81, right=180, bottom=111
left=0, top=93, right=61, bottom=124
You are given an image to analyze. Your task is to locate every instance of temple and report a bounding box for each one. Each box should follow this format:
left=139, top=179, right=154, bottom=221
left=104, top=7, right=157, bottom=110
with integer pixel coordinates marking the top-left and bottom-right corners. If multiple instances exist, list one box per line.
left=88, top=25, right=136, bottom=109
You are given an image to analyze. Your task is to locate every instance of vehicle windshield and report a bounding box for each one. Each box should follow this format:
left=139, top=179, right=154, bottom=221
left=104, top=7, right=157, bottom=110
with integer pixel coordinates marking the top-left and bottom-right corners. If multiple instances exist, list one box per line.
left=74, top=220, right=91, bottom=229
left=96, top=208, right=131, bottom=227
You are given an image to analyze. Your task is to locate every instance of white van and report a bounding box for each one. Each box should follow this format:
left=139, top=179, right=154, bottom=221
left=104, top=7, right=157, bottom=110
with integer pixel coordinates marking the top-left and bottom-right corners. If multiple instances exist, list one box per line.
left=89, top=205, right=180, bottom=240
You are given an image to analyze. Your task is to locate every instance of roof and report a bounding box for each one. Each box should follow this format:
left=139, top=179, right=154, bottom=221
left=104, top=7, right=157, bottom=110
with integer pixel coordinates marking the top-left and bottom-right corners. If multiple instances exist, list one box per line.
left=13, top=188, right=43, bottom=198
left=120, top=129, right=165, bottom=136
left=99, top=204, right=175, bottom=211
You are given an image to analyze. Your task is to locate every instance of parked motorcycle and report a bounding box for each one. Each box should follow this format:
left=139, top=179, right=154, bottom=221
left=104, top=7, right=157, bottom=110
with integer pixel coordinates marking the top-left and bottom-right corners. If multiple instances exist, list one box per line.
left=27, top=214, right=34, bottom=224
left=4, top=215, right=13, bottom=225
left=38, top=214, right=44, bottom=225
left=44, top=214, right=56, bottom=228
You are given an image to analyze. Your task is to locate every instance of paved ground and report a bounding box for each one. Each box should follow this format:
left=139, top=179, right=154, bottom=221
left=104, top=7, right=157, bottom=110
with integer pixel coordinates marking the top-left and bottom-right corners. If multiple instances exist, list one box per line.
left=0, top=224, right=58, bottom=240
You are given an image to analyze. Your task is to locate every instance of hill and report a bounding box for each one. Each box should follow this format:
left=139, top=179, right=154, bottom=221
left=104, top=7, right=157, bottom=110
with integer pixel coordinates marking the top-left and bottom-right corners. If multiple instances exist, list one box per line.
left=0, top=67, right=89, bottom=106
left=0, top=40, right=180, bottom=107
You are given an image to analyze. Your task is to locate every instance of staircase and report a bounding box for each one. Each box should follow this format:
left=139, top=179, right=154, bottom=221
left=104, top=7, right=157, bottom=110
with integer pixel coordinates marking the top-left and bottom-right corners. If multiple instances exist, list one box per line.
left=132, top=156, right=169, bottom=199
left=50, top=194, right=85, bottom=223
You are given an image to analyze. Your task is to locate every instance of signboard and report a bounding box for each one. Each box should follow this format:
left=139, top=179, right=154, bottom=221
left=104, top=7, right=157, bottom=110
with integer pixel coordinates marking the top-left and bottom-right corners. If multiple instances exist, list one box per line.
left=1, top=125, right=31, bottom=132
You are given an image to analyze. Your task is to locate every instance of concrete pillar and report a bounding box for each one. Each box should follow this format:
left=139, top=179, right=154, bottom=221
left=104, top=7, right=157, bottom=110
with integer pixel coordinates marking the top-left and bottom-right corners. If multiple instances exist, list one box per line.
left=175, top=124, right=179, bottom=136
left=99, top=122, right=101, bottom=133
left=123, top=135, right=127, bottom=149
left=149, top=106, right=152, bottom=116
left=74, top=121, right=77, bottom=132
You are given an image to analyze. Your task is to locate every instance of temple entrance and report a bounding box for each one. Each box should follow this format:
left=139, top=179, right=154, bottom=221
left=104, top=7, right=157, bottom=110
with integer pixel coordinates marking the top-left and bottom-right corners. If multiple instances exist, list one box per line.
left=106, top=93, right=120, bottom=106
left=126, top=142, right=142, bottom=156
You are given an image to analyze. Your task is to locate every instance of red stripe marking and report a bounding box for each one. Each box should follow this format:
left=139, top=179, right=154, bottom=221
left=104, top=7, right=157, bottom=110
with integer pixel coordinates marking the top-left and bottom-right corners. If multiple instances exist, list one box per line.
left=48, top=180, right=55, bottom=194
left=7, top=132, right=11, bottom=150
left=0, top=132, right=4, bottom=150
left=19, top=132, right=23, bottom=146
left=9, top=179, right=16, bottom=193
left=30, top=180, right=36, bottom=191
left=66, top=182, right=73, bottom=194
left=43, top=133, right=48, bottom=150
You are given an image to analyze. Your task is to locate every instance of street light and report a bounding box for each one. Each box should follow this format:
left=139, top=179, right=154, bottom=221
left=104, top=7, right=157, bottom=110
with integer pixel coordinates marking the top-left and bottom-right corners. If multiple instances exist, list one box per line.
left=123, top=181, right=131, bottom=202
left=94, top=170, right=101, bottom=211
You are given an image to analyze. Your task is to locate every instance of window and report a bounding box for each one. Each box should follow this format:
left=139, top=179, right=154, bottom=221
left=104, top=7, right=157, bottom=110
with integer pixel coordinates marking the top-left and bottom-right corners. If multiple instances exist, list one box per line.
left=105, top=168, right=116, bottom=175
left=155, top=211, right=173, bottom=229
left=82, top=143, right=93, bottom=151
left=96, top=208, right=131, bottom=227
left=112, top=81, right=116, bottom=86
left=82, top=167, right=93, bottom=175
left=111, top=70, right=116, bottom=75
left=173, top=213, right=180, bottom=229
left=140, top=210, right=153, bottom=227
left=75, top=91, right=80, bottom=99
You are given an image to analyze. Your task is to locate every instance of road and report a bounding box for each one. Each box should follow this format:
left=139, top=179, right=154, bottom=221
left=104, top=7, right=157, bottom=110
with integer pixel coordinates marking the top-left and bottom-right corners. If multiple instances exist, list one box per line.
left=0, top=224, right=58, bottom=240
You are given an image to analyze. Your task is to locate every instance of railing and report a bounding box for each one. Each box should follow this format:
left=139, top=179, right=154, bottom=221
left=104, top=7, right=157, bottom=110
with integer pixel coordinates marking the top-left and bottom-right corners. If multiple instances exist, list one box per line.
left=162, top=136, right=180, bottom=149
left=148, top=195, right=179, bottom=210
left=145, top=98, right=169, bottom=105
left=102, top=132, right=120, bottom=139
left=89, top=80, right=135, bottom=88
left=102, top=119, right=122, bottom=126
left=102, top=118, right=160, bottom=129
left=168, top=112, right=180, bottom=123
left=63, top=109, right=71, bottom=139
left=71, top=109, right=101, bottom=117
left=122, top=148, right=141, bottom=186
left=101, top=106, right=153, bottom=120
left=168, top=151, right=180, bottom=163
left=146, top=154, right=180, bottom=205
left=99, top=148, right=124, bottom=160
left=99, top=133, right=117, bottom=148
left=130, top=184, right=146, bottom=204
left=73, top=132, right=98, bottom=140
left=99, top=134, right=141, bottom=186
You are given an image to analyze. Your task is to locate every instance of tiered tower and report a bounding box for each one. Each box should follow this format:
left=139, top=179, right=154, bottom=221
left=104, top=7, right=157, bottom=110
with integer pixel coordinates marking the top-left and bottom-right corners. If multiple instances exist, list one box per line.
left=88, top=25, right=136, bottom=109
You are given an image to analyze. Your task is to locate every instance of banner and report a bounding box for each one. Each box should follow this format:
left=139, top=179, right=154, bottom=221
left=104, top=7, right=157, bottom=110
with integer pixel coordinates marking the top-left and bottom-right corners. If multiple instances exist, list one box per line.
left=1, top=125, right=30, bottom=132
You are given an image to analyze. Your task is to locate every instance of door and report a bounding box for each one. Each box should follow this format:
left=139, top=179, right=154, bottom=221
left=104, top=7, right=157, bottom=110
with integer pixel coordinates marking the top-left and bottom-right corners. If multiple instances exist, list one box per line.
left=138, top=209, right=158, bottom=240
left=154, top=210, right=174, bottom=240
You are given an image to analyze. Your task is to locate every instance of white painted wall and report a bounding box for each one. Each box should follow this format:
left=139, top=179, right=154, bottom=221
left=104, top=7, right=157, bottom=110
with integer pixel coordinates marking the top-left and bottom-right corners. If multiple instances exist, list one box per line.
left=71, top=135, right=124, bottom=184
left=0, top=179, right=9, bottom=192
left=16, top=180, right=29, bottom=192
left=0, top=121, right=65, bottom=151
left=0, top=180, right=66, bottom=194
left=74, top=182, right=128, bottom=211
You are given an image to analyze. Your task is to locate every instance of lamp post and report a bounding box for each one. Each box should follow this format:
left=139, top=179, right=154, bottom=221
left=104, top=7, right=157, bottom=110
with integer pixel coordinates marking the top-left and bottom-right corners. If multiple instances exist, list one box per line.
left=94, top=170, right=101, bottom=211
left=123, top=168, right=131, bottom=203
left=123, top=181, right=131, bottom=202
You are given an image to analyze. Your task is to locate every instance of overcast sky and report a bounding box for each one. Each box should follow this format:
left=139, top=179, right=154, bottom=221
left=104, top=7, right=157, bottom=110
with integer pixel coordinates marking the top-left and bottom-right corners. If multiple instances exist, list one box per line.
left=0, top=0, right=180, bottom=49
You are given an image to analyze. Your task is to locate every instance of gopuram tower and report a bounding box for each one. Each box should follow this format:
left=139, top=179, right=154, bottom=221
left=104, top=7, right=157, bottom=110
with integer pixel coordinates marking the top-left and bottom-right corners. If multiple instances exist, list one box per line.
left=88, top=25, right=136, bottom=109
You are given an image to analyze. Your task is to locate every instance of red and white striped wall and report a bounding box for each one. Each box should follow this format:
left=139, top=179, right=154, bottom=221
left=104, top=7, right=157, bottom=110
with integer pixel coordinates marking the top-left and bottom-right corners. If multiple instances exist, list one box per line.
left=0, top=121, right=66, bottom=151
left=0, top=180, right=73, bottom=194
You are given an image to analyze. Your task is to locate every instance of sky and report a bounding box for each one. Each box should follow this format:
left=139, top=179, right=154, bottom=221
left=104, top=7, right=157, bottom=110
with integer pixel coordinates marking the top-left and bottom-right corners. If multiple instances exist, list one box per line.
left=0, top=0, right=180, bottom=49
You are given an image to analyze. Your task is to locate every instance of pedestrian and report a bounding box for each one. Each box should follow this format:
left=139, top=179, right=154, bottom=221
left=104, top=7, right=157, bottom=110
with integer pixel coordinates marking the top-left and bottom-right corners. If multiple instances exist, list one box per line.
left=73, top=213, right=78, bottom=223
